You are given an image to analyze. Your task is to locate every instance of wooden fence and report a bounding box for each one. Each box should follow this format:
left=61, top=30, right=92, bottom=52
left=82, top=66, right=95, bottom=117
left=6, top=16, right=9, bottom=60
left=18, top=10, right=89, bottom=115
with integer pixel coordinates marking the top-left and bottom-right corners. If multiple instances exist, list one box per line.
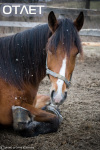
left=0, top=7, right=99, bottom=47
left=0, top=21, right=100, bottom=37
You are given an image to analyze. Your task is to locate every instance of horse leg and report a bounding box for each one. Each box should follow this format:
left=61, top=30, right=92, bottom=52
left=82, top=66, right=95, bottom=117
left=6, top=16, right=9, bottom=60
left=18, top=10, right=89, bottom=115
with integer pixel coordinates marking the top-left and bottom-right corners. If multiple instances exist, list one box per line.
left=13, top=100, right=60, bottom=136
left=35, top=94, right=50, bottom=109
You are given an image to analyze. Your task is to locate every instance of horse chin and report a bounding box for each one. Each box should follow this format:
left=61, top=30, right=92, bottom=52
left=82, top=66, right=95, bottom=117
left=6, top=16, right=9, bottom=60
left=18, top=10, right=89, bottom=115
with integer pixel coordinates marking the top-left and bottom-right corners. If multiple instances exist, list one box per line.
left=50, top=98, right=65, bottom=107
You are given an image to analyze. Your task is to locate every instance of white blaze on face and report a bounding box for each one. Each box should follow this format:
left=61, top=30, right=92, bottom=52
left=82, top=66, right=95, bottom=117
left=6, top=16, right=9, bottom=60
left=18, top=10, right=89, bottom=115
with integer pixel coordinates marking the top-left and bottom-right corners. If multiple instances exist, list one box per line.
left=54, top=57, right=66, bottom=103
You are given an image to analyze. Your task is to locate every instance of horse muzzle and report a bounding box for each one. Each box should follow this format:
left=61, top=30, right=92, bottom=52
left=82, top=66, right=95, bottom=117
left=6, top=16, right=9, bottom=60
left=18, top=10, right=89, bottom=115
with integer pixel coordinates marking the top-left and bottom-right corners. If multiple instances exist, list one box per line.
left=51, top=90, right=67, bottom=106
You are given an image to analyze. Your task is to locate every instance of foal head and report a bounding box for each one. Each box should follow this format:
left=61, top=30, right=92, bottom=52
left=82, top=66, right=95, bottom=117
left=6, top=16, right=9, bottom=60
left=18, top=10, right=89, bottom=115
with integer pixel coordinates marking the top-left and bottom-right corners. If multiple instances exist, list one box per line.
left=46, top=11, right=84, bottom=105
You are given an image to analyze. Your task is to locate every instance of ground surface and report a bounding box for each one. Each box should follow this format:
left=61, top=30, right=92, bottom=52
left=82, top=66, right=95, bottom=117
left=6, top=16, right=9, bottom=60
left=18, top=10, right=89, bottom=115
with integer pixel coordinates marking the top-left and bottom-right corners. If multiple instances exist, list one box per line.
left=0, top=45, right=100, bottom=150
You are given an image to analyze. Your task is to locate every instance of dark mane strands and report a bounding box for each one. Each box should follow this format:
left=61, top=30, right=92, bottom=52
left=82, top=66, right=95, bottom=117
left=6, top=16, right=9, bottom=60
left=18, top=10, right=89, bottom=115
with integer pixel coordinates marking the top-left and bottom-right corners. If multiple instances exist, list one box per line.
left=47, top=18, right=82, bottom=57
left=0, top=24, right=50, bottom=88
left=0, top=18, right=82, bottom=88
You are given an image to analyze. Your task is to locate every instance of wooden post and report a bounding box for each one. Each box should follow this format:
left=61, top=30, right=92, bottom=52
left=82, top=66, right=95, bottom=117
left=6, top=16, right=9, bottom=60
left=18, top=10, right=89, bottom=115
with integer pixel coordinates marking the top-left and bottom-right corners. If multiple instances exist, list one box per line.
left=85, top=0, right=90, bottom=9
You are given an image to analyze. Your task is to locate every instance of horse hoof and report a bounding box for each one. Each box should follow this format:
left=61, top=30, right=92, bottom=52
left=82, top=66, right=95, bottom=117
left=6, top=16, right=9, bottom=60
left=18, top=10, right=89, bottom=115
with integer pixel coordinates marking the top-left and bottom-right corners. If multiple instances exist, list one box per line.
left=12, top=106, right=34, bottom=130
left=46, top=104, right=63, bottom=124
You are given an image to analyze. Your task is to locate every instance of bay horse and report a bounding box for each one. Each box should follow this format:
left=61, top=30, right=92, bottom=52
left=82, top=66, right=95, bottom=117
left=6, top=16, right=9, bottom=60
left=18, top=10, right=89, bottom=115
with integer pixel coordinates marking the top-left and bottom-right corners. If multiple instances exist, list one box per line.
left=0, top=11, right=84, bottom=136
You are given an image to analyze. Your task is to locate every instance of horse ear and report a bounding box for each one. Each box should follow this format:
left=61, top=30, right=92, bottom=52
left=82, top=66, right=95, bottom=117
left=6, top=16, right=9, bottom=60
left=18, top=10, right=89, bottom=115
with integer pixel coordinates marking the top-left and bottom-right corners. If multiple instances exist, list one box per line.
left=73, top=12, right=84, bottom=31
left=48, top=11, right=58, bottom=33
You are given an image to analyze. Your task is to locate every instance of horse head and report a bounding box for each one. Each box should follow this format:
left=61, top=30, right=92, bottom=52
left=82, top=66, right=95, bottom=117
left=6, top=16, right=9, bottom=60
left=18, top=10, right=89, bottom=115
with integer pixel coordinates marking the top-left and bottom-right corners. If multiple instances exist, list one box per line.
left=46, top=11, right=84, bottom=106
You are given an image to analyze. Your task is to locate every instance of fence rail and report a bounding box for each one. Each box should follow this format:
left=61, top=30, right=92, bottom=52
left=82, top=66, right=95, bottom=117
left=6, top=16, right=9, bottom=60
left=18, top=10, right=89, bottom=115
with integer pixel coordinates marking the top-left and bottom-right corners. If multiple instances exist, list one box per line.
left=0, top=21, right=100, bottom=37
left=0, top=21, right=44, bottom=28
left=80, top=29, right=100, bottom=37
left=44, top=7, right=100, bottom=17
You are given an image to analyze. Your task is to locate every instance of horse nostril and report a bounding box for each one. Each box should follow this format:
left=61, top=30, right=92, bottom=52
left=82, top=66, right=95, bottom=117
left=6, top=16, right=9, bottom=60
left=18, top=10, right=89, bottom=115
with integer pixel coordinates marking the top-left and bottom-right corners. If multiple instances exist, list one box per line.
left=51, top=90, right=55, bottom=99
left=63, top=92, right=67, bottom=100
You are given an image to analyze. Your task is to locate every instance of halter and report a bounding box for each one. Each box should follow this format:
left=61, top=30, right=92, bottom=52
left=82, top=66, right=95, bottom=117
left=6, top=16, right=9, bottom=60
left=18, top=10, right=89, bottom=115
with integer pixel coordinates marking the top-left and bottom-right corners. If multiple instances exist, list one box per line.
left=46, top=54, right=72, bottom=88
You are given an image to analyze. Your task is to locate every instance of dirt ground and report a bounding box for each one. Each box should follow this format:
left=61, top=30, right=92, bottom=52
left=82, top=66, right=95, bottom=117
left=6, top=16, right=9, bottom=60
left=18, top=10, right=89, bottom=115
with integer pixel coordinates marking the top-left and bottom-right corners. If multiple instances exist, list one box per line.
left=0, top=45, right=100, bottom=150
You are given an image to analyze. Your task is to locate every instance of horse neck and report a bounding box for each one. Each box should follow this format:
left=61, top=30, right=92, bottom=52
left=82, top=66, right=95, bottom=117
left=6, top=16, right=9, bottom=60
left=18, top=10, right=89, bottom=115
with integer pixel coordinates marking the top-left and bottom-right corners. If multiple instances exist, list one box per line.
left=0, top=25, right=50, bottom=89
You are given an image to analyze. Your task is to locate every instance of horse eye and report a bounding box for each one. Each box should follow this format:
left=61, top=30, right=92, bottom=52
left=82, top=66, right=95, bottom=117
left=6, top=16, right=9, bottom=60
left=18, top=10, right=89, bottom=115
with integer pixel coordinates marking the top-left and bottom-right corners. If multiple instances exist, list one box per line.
left=75, top=52, right=78, bottom=56
left=74, top=51, right=78, bottom=57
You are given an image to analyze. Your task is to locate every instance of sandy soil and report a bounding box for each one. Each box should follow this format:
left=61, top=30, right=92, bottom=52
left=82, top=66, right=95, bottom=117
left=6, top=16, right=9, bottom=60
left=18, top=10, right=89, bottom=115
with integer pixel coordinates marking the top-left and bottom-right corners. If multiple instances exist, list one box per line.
left=0, top=45, right=100, bottom=150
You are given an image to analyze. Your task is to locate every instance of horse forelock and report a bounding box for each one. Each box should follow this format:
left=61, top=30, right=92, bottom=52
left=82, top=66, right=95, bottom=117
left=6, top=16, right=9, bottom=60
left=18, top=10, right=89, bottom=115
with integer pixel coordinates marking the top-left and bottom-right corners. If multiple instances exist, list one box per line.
left=47, top=18, right=83, bottom=57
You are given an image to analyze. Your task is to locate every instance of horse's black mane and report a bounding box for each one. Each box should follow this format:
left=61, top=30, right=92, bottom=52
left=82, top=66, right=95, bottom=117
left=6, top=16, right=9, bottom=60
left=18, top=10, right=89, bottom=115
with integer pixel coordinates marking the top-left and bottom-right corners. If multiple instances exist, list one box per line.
left=0, top=18, right=82, bottom=88
left=0, top=24, right=50, bottom=88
